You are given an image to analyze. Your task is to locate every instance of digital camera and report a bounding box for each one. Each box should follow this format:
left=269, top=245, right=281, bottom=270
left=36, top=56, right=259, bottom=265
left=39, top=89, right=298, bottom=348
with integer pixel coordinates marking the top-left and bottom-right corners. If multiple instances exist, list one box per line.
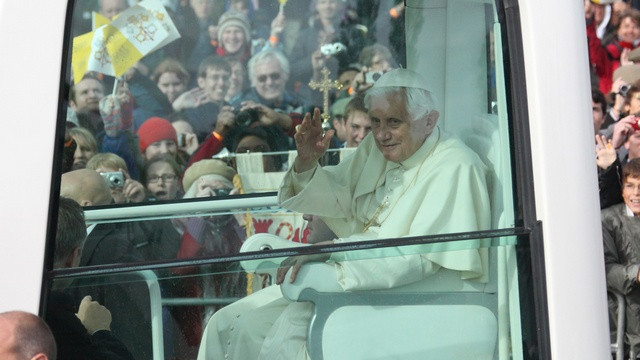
left=235, top=108, right=260, bottom=128
left=365, top=71, right=383, bottom=84
left=100, top=171, right=124, bottom=188
left=619, top=84, right=631, bottom=97
left=320, top=42, right=346, bottom=56
left=213, top=188, right=231, bottom=197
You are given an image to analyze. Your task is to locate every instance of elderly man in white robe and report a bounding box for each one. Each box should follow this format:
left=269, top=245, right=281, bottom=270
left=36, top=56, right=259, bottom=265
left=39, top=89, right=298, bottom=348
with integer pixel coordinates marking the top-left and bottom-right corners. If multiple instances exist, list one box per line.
left=197, top=69, right=491, bottom=360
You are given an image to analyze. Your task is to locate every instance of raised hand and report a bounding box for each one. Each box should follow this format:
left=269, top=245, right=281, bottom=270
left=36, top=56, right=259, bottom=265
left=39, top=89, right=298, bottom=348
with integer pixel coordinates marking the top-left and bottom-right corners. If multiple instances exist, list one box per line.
left=293, top=108, right=334, bottom=173
left=172, top=88, right=210, bottom=111
left=595, top=134, right=618, bottom=170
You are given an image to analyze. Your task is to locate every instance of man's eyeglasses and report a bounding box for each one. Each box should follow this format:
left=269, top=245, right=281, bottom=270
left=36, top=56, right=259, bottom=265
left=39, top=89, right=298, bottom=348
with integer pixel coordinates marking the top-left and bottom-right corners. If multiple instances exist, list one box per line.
left=148, top=174, right=178, bottom=183
left=256, top=73, right=281, bottom=83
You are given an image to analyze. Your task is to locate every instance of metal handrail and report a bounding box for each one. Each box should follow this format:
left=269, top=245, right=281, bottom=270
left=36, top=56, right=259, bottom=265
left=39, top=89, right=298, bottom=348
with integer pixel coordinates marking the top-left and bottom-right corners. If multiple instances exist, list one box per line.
left=83, top=194, right=279, bottom=223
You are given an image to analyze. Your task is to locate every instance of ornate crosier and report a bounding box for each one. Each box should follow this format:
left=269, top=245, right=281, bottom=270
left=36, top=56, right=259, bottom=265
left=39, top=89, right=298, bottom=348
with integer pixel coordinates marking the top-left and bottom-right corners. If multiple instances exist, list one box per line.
left=309, top=67, right=342, bottom=132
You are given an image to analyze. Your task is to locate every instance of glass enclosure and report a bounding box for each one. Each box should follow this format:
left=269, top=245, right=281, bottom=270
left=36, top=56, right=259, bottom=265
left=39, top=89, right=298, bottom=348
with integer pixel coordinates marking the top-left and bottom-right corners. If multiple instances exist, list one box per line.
left=45, top=0, right=537, bottom=358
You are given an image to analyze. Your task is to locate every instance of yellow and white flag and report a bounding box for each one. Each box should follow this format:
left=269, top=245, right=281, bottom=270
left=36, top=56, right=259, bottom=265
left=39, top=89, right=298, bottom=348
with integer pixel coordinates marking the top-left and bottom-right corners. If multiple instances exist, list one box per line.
left=72, top=0, right=180, bottom=83
left=138, top=0, right=180, bottom=51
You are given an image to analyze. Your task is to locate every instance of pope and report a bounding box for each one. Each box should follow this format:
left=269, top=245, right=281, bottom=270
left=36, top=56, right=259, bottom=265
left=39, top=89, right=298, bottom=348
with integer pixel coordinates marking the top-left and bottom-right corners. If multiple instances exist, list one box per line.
left=198, top=68, right=491, bottom=360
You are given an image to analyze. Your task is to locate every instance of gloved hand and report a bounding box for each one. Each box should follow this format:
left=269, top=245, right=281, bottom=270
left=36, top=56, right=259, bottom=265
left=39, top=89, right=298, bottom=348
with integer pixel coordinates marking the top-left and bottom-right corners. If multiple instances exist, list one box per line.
left=76, top=295, right=112, bottom=335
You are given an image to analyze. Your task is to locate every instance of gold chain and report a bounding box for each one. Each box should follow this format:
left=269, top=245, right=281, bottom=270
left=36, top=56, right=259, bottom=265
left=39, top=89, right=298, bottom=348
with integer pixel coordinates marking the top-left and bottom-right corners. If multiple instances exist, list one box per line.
left=362, top=128, right=441, bottom=232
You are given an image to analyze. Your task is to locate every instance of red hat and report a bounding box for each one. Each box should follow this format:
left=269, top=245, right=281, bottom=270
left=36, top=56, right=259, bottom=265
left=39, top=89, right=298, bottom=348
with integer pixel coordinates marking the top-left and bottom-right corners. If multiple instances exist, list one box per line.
left=137, top=117, right=177, bottom=153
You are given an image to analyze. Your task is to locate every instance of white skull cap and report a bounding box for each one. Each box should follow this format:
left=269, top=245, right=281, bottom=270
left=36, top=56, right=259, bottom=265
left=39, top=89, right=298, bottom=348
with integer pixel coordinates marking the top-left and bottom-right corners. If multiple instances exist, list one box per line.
left=371, top=68, right=430, bottom=91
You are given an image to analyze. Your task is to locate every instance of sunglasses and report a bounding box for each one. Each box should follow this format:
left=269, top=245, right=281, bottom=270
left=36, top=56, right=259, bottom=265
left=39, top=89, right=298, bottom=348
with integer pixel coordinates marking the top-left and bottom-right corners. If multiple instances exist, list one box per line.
left=256, top=73, right=281, bottom=83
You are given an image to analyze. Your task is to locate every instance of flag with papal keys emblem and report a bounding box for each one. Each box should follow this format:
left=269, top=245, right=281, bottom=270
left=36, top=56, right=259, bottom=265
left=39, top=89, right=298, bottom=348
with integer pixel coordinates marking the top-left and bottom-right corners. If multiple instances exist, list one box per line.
left=72, top=0, right=180, bottom=83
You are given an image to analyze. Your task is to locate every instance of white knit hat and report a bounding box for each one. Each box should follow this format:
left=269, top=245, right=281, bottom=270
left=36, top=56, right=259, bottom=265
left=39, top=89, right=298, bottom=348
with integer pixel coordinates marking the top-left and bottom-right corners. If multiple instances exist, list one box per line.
left=217, top=10, right=251, bottom=44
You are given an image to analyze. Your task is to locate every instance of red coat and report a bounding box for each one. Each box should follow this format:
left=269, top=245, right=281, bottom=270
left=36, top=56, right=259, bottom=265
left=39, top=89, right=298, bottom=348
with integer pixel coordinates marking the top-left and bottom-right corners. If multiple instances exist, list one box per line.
left=587, top=20, right=640, bottom=94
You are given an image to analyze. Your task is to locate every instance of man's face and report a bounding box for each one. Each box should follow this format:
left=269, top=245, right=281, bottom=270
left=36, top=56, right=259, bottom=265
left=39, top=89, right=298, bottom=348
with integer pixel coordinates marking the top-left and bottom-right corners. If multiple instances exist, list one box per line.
left=227, top=61, right=246, bottom=101
left=72, top=78, right=104, bottom=113
left=252, top=59, right=287, bottom=102
left=370, top=54, right=392, bottom=72
left=592, top=101, right=605, bottom=134
left=72, top=137, right=96, bottom=170
left=144, top=139, right=178, bottom=160
left=221, top=26, right=246, bottom=55
left=625, top=131, right=640, bottom=160
left=235, top=135, right=276, bottom=171
left=369, top=91, right=436, bottom=162
left=198, top=67, right=230, bottom=102
left=100, top=0, right=127, bottom=20
left=623, top=176, right=640, bottom=215
left=145, top=161, right=179, bottom=201
left=157, top=72, right=186, bottom=103
left=345, top=110, right=372, bottom=148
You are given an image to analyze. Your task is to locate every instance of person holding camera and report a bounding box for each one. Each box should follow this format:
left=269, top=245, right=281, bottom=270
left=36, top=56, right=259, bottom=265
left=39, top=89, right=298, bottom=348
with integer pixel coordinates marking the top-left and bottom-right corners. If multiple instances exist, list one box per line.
left=86, top=153, right=146, bottom=204
left=175, top=159, right=247, bottom=343
left=184, top=98, right=303, bottom=170
left=586, top=3, right=640, bottom=95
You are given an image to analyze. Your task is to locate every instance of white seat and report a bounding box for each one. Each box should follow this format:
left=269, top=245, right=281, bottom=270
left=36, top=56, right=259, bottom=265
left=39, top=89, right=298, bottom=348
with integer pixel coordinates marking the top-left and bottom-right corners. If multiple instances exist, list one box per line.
left=240, top=233, right=306, bottom=280
left=279, top=252, right=499, bottom=360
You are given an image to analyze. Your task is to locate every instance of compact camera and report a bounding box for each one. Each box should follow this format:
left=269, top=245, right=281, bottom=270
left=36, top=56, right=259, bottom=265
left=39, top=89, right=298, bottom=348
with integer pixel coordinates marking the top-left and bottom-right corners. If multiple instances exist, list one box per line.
left=619, top=84, right=631, bottom=97
left=365, top=71, right=383, bottom=84
left=100, top=171, right=124, bottom=188
left=213, top=188, right=231, bottom=197
left=633, top=117, right=640, bottom=131
left=235, top=108, right=260, bottom=128
left=320, top=42, right=346, bottom=56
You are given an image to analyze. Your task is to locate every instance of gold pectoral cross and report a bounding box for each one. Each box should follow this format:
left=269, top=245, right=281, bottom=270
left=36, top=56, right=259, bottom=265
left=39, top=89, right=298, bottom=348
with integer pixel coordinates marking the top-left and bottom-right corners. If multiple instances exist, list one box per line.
left=309, top=67, right=342, bottom=131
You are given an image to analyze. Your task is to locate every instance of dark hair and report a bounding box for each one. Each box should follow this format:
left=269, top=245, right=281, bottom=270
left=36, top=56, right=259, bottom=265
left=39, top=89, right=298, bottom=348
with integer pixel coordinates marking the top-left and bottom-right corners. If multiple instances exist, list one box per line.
left=69, top=73, right=104, bottom=103
left=55, top=197, right=86, bottom=268
left=625, top=85, right=640, bottom=108
left=231, top=126, right=285, bottom=170
left=0, top=311, right=57, bottom=360
left=359, top=44, right=395, bottom=68
left=142, top=154, right=181, bottom=186
left=623, top=158, right=640, bottom=183
left=617, top=8, right=640, bottom=30
left=591, top=88, right=607, bottom=115
left=343, top=94, right=367, bottom=122
left=198, top=56, right=232, bottom=79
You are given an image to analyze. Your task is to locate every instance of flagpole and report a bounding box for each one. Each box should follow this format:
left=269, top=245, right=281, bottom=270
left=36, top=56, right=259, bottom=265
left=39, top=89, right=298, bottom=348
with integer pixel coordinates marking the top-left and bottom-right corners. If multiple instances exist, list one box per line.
left=112, top=77, right=119, bottom=97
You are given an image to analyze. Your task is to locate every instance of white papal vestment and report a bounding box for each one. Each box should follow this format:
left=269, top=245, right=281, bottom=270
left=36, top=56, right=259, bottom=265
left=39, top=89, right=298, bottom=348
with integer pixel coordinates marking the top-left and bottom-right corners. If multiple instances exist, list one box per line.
left=198, top=128, right=491, bottom=360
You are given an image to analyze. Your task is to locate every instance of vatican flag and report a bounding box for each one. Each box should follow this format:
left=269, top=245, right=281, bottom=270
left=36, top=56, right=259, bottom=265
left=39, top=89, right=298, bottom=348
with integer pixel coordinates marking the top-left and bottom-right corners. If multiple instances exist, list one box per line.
left=72, top=0, right=180, bottom=83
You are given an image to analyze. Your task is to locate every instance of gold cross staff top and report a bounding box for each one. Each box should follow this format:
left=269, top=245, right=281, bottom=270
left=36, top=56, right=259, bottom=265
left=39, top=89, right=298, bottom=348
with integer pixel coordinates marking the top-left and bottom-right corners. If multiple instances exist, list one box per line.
left=308, top=67, right=343, bottom=126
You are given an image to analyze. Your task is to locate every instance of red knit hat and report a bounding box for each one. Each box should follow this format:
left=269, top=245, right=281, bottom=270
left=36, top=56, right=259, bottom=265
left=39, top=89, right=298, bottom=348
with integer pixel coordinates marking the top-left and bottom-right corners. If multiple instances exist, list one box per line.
left=137, top=117, right=178, bottom=153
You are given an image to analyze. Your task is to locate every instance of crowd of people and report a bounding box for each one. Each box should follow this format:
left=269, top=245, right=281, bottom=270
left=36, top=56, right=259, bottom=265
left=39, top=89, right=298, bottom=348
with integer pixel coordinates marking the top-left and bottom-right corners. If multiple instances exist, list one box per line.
left=32, top=0, right=640, bottom=358
left=587, top=0, right=640, bottom=357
